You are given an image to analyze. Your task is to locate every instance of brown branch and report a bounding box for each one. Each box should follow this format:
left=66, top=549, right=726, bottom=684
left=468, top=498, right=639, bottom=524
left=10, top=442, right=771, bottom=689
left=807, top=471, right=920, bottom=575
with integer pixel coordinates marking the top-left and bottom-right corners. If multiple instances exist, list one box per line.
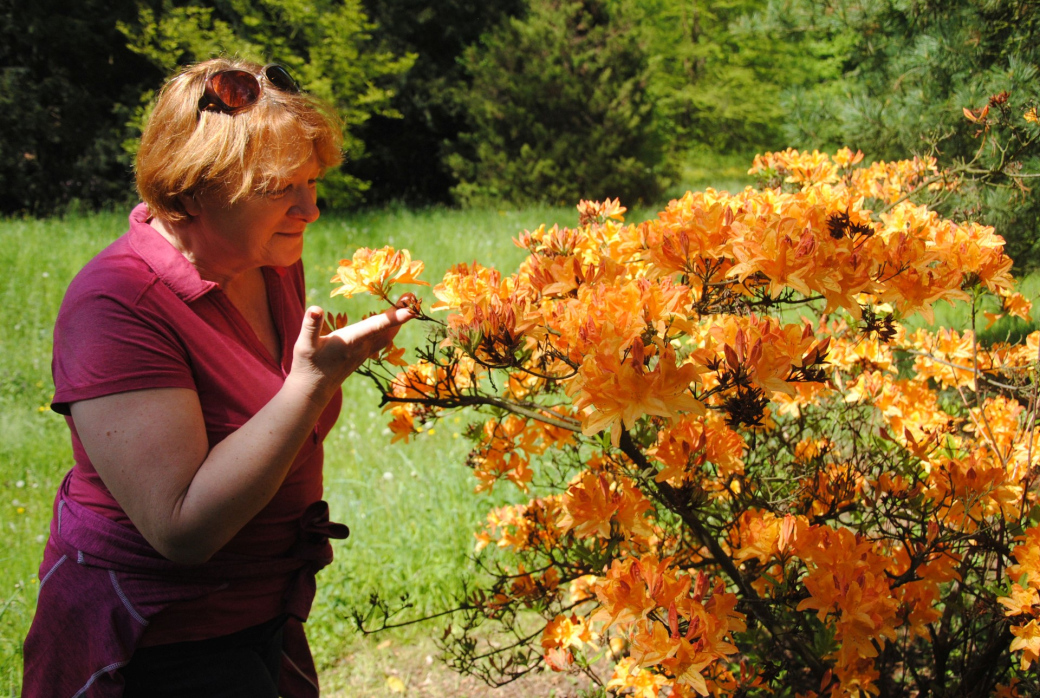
left=616, top=430, right=828, bottom=678
left=383, top=392, right=582, bottom=432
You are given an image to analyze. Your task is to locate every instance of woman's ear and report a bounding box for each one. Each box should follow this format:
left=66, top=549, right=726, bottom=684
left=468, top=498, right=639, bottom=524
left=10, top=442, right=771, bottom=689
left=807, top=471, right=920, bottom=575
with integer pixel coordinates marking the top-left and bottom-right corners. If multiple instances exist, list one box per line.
left=178, top=192, right=202, bottom=217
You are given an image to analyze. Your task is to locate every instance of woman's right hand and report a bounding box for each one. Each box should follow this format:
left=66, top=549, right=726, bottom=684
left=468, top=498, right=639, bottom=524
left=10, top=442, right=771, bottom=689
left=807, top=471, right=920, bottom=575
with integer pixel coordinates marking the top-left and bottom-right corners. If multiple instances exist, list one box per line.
left=286, top=304, right=414, bottom=405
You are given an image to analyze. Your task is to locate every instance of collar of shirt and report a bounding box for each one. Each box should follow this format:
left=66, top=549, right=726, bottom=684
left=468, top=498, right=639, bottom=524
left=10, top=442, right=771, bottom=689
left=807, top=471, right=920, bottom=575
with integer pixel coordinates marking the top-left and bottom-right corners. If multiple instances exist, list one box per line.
left=127, top=203, right=218, bottom=303
left=125, top=203, right=290, bottom=303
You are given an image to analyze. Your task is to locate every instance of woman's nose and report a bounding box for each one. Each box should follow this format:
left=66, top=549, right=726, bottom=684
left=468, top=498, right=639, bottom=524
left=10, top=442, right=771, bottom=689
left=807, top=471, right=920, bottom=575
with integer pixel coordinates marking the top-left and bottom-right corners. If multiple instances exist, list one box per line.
left=291, top=188, right=320, bottom=224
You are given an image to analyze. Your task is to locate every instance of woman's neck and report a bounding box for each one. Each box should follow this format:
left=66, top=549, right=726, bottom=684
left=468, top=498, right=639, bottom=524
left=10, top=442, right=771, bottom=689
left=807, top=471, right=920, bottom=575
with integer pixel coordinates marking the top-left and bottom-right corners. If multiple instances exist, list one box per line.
left=149, top=216, right=247, bottom=290
left=149, top=215, right=279, bottom=360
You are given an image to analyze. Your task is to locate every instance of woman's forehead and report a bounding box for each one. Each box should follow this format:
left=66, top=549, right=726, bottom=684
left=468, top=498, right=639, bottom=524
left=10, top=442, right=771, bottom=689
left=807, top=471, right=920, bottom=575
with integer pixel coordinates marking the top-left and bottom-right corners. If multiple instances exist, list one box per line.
left=268, top=150, right=323, bottom=183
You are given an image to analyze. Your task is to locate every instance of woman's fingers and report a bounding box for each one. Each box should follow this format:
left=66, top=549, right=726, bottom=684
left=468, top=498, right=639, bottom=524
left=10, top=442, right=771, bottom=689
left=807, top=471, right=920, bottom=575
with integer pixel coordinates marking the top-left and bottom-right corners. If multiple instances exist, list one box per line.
left=332, top=305, right=412, bottom=347
left=300, top=306, right=325, bottom=348
left=290, top=304, right=415, bottom=397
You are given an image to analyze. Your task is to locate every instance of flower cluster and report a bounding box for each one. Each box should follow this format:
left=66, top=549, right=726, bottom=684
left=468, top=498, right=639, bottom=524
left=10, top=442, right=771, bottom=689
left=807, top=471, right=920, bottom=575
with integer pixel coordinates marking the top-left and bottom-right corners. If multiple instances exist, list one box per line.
left=337, top=149, right=1039, bottom=696
left=330, top=246, right=428, bottom=302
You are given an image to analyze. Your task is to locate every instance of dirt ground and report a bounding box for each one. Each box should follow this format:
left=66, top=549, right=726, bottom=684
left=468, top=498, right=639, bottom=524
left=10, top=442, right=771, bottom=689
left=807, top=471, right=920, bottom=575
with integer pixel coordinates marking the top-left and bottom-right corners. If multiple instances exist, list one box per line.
left=321, top=633, right=601, bottom=697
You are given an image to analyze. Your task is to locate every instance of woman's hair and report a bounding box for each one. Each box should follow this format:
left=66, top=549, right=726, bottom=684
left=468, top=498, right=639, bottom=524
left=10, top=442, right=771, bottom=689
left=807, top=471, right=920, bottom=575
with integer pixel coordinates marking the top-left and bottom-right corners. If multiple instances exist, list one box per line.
left=136, top=57, right=343, bottom=221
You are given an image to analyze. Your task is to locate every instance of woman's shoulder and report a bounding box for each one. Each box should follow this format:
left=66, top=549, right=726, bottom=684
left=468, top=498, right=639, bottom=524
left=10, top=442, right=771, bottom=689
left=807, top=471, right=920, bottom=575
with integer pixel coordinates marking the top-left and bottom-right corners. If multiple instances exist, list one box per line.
left=65, top=234, right=156, bottom=304
left=63, top=205, right=181, bottom=309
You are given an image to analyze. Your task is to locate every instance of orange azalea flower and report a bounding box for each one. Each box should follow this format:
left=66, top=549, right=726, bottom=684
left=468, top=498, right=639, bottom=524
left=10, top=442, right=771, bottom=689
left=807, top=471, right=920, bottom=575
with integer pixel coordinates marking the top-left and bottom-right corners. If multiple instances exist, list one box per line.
left=843, top=369, right=955, bottom=455
left=1001, top=290, right=1033, bottom=320
left=1010, top=620, right=1040, bottom=670
left=606, top=658, right=669, bottom=698
left=569, top=574, right=598, bottom=605
left=592, top=558, right=658, bottom=629
left=542, top=613, right=594, bottom=653
left=374, top=341, right=407, bottom=367
left=508, top=563, right=558, bottom=602
left=432, top=261, right=515, bottom=311
left=543, top=647, right=574, bottom=672
left=908, top=327, right=978, bottom=389
left=472, top=449, right=531, bottom=493
left=476, top=495, right=564, bottom=553
left=850, top=155, right=939, bottom=204
left=825, top=317, right=899, bottom=373
left=571, top=344, right=703, bottom=447
left=558, top=470, right=654, bottom=540
left=558, top=470, right=617, bottom=539
left=706, top=315, right=820, bottom=396
left=890, top=546, right=952, bottom=630
left=384, top=403, right=417, bottom=443
left=748, top=147, right=839, bottom=185
left=995, top=680, right=1023, bottom=698
left=998, top=585, right=1039, bottom=617
left=800, top=461, right=865, bottom=518
left=833, top=147, right=865, bottom=169
left=733, top=510, right=808, bottom=565
left=578, top=197, right=627, bottom=224
left=661, top=639, right=714, bottom=696
left=1007, top=525, right=1040, bottom=592
left=330, top=246, right=429, bottom=300
left=542, top=277, right=691, bottom=367
left=795, top=526, right=899, bottom=676
left=629, top=618, right=679, bottom=667
left=641, top=191, right=738, bottom=277
left=615, top=479, right=656, bottom=540
left=651, top=412, right=746, bottom=487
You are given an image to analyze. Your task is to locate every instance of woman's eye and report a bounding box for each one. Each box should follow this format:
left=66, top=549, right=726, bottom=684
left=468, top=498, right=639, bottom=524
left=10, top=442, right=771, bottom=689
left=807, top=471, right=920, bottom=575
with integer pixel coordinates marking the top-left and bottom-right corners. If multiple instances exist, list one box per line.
left=267, top=185, right=290, bottom=198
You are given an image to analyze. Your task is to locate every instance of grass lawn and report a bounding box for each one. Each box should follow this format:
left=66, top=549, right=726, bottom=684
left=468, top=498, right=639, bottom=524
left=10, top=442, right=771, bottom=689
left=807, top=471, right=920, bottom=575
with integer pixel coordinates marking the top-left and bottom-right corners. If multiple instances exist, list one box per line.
left=0, top=199, right=1037, bottom=696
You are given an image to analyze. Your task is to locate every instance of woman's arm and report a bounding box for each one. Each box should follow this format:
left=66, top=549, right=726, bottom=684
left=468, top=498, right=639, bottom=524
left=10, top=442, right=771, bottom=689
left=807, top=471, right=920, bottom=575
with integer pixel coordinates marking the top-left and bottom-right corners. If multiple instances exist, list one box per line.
left=70, top=305, right=411, bottom=565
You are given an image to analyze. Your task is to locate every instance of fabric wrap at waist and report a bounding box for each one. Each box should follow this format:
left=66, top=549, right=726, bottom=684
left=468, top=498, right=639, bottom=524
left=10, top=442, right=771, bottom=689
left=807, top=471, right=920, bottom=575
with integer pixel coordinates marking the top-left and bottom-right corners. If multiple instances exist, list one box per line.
left=22, top=471, right=349, bottom=698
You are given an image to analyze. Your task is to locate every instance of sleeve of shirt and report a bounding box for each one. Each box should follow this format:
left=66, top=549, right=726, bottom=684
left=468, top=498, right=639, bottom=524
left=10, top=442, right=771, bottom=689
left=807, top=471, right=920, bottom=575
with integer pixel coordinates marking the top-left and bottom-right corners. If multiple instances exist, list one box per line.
left=51, top=277, right=196, bottom=416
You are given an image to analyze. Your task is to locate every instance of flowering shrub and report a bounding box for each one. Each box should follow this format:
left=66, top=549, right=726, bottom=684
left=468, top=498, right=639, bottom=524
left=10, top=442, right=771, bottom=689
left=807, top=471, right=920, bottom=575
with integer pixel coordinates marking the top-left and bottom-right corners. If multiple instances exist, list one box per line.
left=336, top=146, right=1040, bottom=697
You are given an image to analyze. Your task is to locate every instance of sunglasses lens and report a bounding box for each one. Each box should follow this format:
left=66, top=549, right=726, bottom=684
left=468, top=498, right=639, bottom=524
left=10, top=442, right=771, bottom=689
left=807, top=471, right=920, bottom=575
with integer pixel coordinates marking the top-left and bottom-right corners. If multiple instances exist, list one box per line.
left=207, top=70, right=261, bottom=110
left=199, top=66, right=299, bottom=115
left=264, top=65, right=299, bottom=93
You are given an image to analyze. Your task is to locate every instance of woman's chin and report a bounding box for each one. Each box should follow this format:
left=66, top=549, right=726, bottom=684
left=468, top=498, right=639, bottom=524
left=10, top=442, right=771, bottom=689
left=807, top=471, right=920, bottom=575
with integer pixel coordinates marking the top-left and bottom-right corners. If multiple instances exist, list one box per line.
left=269, top=235, right=305, bottom=266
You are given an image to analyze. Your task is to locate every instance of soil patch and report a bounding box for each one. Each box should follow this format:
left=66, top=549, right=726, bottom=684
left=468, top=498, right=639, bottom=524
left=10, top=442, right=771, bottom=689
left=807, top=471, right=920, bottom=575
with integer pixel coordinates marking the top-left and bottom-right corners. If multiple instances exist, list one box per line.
left=321, top=633, right=600, bottom=697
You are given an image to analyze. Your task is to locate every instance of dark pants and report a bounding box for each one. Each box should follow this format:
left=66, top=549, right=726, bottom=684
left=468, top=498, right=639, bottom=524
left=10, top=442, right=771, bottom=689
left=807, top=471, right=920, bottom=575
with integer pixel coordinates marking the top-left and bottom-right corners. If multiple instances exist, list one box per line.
left=120, top=615, right=287, bottom=697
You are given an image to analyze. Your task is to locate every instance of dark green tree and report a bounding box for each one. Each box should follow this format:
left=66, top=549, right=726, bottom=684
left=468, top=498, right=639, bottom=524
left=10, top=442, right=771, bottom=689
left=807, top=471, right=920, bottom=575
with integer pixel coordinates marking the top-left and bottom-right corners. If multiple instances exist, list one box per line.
left=447, top=0, right=673, bottom=207
left=614, top=0, right=850, bottom=157
left=348, top=0, right=525, bottom=205
left=0, top=0, right=412, bottom=215
left=0, top=0, right=160, bottom=214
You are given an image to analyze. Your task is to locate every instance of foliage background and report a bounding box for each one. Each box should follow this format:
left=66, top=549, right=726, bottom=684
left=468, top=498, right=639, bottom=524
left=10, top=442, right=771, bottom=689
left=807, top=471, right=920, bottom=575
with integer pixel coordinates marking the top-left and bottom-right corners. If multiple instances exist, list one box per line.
left=3, top=0, right=1036, bottom=266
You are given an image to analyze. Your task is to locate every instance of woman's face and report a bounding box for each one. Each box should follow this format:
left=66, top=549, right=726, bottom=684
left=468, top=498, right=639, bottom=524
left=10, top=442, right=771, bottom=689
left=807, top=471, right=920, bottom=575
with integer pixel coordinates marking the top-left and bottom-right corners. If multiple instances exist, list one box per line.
left=189, top=152, right=322, bottom=274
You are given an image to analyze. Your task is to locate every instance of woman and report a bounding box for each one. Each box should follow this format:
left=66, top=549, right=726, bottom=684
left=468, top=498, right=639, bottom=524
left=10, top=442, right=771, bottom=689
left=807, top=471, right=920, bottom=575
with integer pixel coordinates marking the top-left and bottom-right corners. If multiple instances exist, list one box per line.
left=22, top=58, right=411, bottom=697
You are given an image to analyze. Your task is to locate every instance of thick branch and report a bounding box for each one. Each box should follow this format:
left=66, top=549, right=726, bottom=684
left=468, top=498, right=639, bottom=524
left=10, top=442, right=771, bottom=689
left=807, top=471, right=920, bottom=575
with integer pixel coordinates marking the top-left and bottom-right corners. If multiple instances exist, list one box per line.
left=617, top=431, right=827, bottom=677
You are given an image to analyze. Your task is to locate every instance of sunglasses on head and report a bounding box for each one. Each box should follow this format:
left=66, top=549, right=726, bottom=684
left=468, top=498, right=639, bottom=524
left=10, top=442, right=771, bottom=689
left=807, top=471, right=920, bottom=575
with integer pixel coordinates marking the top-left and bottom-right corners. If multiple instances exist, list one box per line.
left=198, top=64, right=300, bottom=115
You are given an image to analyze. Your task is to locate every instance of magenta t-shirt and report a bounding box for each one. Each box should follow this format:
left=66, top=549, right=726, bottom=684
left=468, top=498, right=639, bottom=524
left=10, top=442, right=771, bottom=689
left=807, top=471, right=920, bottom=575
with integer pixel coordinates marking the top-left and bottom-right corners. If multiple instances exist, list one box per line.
left=51, top=203, right=342, bottom=645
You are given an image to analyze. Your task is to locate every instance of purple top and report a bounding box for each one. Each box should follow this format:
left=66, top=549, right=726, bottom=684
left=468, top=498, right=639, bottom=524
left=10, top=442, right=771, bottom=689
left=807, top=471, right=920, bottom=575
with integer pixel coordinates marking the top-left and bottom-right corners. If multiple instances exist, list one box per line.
left=23, top=204, right=346, bottom=695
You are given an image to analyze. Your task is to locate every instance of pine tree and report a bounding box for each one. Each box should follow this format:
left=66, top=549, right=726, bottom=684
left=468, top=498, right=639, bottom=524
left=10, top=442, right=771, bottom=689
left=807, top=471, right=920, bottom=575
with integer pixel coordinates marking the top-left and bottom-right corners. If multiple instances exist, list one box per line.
left=446, top=0, right=672, bottom=207
left=778, top=0, right=1040, bottom=267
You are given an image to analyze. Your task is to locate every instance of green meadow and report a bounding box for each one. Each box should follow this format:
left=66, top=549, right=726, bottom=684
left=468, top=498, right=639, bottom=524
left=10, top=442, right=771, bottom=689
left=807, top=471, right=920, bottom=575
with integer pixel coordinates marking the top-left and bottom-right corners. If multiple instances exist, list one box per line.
left=1, top=203, right=1038, bottom=695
